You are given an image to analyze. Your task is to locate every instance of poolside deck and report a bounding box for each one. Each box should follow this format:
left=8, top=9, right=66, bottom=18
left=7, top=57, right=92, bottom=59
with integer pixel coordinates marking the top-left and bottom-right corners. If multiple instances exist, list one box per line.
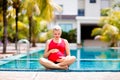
left=0, top=43, right=45, bottom=58
left=0, top=71, right=120, bottom=80
left=0, top=42, right=120, bottom=80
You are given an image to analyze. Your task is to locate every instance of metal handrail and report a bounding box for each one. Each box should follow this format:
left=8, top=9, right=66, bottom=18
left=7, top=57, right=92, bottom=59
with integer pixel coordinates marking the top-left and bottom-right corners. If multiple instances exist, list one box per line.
left=17, top=39, right=30, bottom=68
left=17, top=39, right=30, bottom=55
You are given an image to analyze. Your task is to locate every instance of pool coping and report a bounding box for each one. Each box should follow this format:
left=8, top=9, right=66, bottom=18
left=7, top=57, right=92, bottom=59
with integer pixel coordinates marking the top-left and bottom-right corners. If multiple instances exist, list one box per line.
left=1, top=69, right=120, bottom=72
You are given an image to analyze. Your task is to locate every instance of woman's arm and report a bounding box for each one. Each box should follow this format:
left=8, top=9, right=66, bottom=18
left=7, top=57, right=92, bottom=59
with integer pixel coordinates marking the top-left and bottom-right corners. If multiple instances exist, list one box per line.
left=43, top=40, right=51, bottom=58
left=64, top=39, right=71, bottom=56
left=43, top=39, right=59, bottom=58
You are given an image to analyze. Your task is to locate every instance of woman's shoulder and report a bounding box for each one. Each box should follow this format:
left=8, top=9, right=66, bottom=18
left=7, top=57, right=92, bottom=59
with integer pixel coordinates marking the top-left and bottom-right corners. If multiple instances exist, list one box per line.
left=62, top=38, right=68, bottom=43
left=46, top=39, right=53, bottom=44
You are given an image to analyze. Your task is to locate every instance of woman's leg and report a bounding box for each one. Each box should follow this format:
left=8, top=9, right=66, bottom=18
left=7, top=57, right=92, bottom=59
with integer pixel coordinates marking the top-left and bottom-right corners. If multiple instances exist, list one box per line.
left=39, top=58, right=68, bottom=70
left=58, top=56, right=76, bottom=66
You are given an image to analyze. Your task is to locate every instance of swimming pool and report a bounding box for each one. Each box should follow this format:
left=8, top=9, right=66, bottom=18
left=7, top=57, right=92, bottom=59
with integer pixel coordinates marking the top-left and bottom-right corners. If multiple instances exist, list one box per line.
left=0, top=47, right=120, bottom=72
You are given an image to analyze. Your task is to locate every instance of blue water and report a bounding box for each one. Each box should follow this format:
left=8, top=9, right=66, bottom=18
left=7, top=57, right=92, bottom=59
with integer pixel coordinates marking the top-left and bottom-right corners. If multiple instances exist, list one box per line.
left=0, top=47, right=120, bottom=71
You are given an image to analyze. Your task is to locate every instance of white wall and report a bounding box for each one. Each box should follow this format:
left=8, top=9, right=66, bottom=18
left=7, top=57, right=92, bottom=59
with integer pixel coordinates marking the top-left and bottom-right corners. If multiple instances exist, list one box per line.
left=54, top=0, right=78, bottom=15
left=85, top=0, right=101, bottom=17
left=78, top=0, right=85, bottom=9
left=101, top=0, right=110, bottom=9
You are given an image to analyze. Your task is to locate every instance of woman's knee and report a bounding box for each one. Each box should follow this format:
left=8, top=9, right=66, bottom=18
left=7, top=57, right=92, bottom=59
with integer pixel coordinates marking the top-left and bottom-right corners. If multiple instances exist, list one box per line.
left=72, top=56, right=76, bottom=60
left=66, top=56, right=76, bottom=62
left=68, top=56, right=76, bottom=59
left=39, top=58, right=46, bottom=64
left=70, top=56, right=76, bottom=62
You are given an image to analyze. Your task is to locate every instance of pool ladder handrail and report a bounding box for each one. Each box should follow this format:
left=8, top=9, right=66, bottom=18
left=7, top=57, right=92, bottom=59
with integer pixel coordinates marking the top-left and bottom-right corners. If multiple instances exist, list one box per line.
left=17, top=39, right=30, bottom=69
left=17, top=39, right=30, bottom=55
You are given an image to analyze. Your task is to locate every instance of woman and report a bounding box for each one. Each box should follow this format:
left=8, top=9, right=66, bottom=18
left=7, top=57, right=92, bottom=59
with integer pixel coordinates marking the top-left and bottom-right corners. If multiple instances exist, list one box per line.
left=39, top=25, right=76, bottom=70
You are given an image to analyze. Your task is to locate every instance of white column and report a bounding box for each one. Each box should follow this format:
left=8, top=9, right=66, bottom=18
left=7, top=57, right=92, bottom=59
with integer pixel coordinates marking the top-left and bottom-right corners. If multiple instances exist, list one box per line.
left=77, top=21, right=81, bottom=44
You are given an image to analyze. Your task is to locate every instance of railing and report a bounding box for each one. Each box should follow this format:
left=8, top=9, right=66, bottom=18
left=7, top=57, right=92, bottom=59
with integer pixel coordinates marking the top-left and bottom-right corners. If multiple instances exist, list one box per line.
left=17, top=39, right=30, bottom=69
left=17, top=39, right=30, bottom=55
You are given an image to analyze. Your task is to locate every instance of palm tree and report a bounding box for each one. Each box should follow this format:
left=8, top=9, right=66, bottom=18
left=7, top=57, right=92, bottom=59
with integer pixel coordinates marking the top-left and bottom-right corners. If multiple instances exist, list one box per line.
left=2, top=0, right=8, bottom=53
left=92, top=1, right=120, bottom=47
left=0, top=1, right=2, bottom=11
left=22, top=0, right=40, bottom=47
left=12, top=0, right=22, bottom=50
left=23, top=0, right=62, bottom=47
left=1, top=0, right=62, bottom=53
left=0, top=1, right=3, bottom=41
left=91, top=24, right=120, bottom=47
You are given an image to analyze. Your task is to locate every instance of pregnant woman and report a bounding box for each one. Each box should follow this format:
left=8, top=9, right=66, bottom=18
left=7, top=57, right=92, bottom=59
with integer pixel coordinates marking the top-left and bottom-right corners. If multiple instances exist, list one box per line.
left=39, top=25, right=76, bottom=70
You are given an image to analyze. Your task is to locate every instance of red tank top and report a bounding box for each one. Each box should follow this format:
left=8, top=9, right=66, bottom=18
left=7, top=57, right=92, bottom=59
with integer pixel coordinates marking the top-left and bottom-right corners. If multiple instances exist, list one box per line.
left=48, top=39, right=66, bottom=62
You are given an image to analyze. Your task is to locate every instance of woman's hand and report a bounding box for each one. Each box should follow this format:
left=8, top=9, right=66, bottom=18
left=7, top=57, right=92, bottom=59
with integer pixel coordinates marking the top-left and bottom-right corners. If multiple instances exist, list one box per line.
left=56, top=57, right=66, bottom=62
left=49, top=49, right=59, bottom=53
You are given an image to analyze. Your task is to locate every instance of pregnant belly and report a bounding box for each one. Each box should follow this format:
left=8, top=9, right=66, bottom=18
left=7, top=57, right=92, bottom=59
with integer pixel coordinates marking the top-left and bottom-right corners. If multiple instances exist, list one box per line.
left=48, top=51, right=64, bottom=62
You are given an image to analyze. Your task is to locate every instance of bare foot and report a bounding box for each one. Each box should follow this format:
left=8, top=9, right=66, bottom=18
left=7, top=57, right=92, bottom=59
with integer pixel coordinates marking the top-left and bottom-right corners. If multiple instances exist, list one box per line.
left=44, top=63, right=68, bottom=70
left=60, top=65, right=68, bottom=70
left=57, top=64, right=68, bottom=70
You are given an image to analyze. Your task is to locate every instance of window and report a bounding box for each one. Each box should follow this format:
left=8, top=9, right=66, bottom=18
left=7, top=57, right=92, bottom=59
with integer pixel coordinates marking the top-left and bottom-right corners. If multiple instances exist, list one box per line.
left=78, top=9, right=85, bottom=16
left=90, top=0, right=96, bottom=3
left=59, top=24, right=73, bottom=32
left=59, top=4, right=63, bottom=13
left=55, top=4, right=63, bottom=14
left=59, top=5, right=63, bottom=8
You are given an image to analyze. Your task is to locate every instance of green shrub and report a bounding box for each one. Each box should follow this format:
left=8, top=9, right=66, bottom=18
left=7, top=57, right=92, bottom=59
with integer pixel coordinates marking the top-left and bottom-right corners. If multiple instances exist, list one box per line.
left=61, top=29, right=76, bottom=43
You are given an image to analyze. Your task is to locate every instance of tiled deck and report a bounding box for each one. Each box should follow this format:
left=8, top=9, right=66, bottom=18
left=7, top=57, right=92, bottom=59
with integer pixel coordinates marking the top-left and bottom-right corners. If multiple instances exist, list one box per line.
left=0, top=71, right=120, bottom=80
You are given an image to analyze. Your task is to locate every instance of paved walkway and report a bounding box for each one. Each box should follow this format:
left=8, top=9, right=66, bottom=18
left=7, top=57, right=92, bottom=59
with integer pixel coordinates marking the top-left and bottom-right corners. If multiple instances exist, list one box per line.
left=0, top=43, right=45, bottom=58
left=0, top=71, right=120, bottom=80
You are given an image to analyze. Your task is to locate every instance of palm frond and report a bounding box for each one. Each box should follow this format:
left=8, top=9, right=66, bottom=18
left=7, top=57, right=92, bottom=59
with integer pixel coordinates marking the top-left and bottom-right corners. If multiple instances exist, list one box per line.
left=91, top=28, right=103, bottom=36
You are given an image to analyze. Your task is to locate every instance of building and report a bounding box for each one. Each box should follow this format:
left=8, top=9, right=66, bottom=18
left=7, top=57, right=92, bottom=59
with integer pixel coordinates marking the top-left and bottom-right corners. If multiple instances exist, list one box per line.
left=51, top=0, right=113, bottom=44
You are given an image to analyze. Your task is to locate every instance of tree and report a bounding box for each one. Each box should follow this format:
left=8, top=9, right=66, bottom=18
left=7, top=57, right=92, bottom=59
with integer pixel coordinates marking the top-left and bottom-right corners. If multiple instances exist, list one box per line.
left=91, top=24, right=120, bottom=47
left=11, top=0, right=23, bottom=50
left=1, top=0, right=62, bottom=54
left=91, top=0, right=120, bottom=47
left=2, top=0, right=8, bottom=53
left=23, top=0, right=62, bottom=47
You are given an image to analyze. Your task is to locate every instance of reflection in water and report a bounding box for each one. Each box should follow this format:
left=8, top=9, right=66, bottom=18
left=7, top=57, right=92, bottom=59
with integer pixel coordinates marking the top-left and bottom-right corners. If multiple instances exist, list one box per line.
left=70, top=47, right=120, bottom=70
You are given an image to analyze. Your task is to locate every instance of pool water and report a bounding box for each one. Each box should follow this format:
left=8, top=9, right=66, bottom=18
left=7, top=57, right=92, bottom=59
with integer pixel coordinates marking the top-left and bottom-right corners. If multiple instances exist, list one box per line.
left=0, top=47, right=120, bottom=71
